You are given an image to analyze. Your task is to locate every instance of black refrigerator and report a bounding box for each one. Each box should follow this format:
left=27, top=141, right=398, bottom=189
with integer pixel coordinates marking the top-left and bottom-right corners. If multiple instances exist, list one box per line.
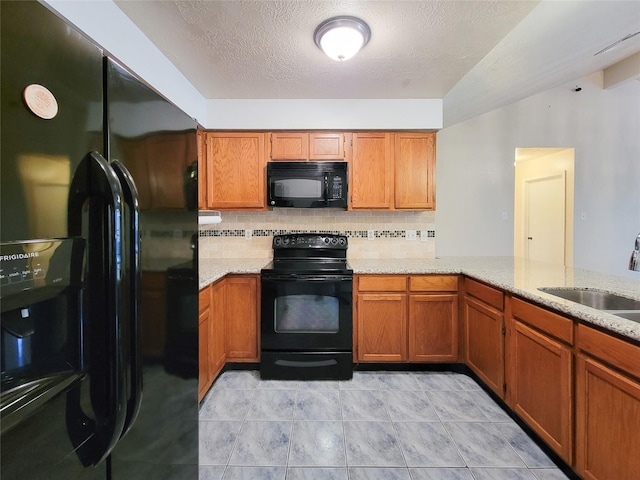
left=1, top=2, right=199, bottom=479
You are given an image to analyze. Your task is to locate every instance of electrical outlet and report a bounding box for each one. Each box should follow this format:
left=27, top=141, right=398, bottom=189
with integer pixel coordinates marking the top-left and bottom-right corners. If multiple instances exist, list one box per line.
left=420, top=230, right=428, bottom=241
left=406, top=230, right=417, bottom=241
left=367, top=230, right=375, bottom=240
left=245, top=229, right=252, bottom=239
left=501, top=211, right=508, bottom=221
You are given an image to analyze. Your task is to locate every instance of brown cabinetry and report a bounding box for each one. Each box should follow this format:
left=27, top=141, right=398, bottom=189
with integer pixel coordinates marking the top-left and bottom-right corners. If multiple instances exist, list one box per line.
left=269, top=132, right=346, bottom=161
left=198, top=275, right=258, bottom=399
left=508, top=298, right=573, bottom=463
left=408, top=275, right=459, bottom=362
left=351, top=132, right=436, bottom=210
left=351, top=133, right=393, bottom=209
left=575, top=324, right=640, bottom=480
left=225, top=275, right=259, bottom=361
left=197, top=128, right=207, bottom=209
left=463, top=278, right=505, bottom=397
left=394, top=133, right=436, bottom=209
left=210, top=279, right=226, bottom=379
left=198, top=285, right=212, bottom=401
left=204, top=132, right=266, bottom=209
left=309, top=133, right=346, bottom=160
left=355, top=275, right=459, bottom=363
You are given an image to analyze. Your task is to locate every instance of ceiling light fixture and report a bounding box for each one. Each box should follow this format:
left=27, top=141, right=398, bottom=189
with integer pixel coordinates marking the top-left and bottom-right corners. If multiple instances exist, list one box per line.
left=314, top=16, right=371, bottom=62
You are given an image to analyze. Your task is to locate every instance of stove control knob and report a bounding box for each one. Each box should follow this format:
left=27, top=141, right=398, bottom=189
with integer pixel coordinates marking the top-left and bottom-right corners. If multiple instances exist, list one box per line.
left=274, top=237, right=282, bottom=246
left=338, top=237, right=347, bottom=246
left=323, top=237, right=330, bottom=245
left=330, top=237, right=338, bottom=245
left=282, top=236, right=290, bottom=246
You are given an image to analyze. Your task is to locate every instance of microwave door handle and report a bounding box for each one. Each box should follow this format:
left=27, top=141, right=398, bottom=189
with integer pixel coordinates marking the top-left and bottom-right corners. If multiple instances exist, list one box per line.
left=110, top=159, right=143, bottom=438
left=67, top=151, right=128, bottom=465
left=324, top=173, right=329, bottom=205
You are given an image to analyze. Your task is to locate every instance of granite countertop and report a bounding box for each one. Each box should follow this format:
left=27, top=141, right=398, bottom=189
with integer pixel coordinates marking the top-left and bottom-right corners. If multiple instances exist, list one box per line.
left=199, top=256, right=640, bottom=343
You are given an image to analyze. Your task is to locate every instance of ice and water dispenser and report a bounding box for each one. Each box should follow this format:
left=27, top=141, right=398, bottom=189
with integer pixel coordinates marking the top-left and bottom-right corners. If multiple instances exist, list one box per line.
left=0, top=239, right=85, bottom=398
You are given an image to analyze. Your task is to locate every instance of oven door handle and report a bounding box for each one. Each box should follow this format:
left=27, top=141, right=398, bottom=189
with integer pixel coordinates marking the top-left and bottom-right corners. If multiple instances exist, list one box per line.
left=262, top=274, right=352, bottom=282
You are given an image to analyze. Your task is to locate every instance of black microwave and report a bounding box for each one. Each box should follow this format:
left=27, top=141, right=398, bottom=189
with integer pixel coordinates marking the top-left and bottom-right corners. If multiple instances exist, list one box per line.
left=267, top=161, right=348, bottom=208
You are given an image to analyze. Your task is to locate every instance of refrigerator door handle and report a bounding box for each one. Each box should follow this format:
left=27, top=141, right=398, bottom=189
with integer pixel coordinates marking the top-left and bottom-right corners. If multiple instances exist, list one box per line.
left=110, top=159, right=143, bottom=437
left=66, top=151, right=128, bottom=465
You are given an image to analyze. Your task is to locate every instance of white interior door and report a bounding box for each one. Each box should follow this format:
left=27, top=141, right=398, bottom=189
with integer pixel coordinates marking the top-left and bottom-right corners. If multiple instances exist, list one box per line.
left=525, top=172, right=566, bottom=264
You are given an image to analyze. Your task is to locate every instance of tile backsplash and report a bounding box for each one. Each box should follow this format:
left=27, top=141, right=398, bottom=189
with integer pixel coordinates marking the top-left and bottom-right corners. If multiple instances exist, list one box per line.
left=199, top=209, right=436, bottom=259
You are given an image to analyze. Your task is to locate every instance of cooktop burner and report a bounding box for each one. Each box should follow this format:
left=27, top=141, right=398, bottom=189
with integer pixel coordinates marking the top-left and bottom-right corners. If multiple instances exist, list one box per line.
left=261, top=233, right=352, bottom=275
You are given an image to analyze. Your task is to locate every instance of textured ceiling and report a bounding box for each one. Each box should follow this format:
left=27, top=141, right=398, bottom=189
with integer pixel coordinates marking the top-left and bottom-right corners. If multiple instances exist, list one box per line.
left=114, top=0, right=640, bottom=126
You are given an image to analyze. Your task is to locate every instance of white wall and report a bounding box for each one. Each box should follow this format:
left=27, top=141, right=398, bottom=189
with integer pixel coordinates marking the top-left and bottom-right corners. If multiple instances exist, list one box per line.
left=436, top=72, right=640, bottom=278
left=205, top=99, right=442, bottom=130
left=42, top=0, right=206, bottom=123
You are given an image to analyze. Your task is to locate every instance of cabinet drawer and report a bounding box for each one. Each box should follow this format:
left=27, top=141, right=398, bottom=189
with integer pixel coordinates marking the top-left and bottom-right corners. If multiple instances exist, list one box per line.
left=577, top=324, right=640, bottom=379
left=358, top=275, right=406, bottom=292
left=511, top=297, right=574, bottom=345
left=409, top=275, right=458, bottom=292
left=465, top=278, right=504, bottom=311
left=199, top=285, right=211, bottom=312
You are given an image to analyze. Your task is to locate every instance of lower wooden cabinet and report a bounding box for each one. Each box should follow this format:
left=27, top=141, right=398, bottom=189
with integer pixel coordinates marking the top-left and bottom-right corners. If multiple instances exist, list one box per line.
left=355, top=275, right=459, bottom=363
left=357, top=292, right=407, bottom=362
left=210, top=279, right=226, bottom=375
left=463, top=279, right=505, bottom=397
left=198, top=274, right=258, bottom=400
left=225, top=275, right=259, bottom=361
left=575, top=324, right=640, bottom=480
left=508, top=298, right=573, bottom=463
left=198, top=285, right=212, bottom=401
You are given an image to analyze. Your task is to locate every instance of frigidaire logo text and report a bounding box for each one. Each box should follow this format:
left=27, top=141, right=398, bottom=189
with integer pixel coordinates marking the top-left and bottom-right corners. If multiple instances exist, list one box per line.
left=1, top=251, right=40, bottom=262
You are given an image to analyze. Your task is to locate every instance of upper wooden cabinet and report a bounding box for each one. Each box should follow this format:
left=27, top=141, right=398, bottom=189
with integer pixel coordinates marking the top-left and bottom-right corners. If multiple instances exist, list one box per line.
left=269, top=132, right=346, bottom=161
left=351, top=132, right=436, bottom=210
left=205, top=132, right=266, bottom=210
left=351, top=132, right=393, bottom=209
left=197, top=128, right=207, bottom=209
left=394, top=133, right=435, bottom=209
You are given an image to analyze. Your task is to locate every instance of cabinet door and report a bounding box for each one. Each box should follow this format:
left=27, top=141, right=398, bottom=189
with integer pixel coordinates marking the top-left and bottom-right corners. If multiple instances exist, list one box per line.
left=309, top=133, right=345, bottom=160
left=409, top=294, right=458, bottom=362
left=357, top=293, right=407, bottom=362
left=206, top=132, right=265, bottom=209
left=270, top=132, right=309, bottom=160
left=225, top=275, right=259, bottom=361
left=351, top=133, right=392, bottom=209
left=576, top=355, right=640, bottom=480
left=198, top=307, right=210, bottom=401
left=197, top=129, right=207, bottom=209
left=210, top=279, right=226, bottom=378
left=510, top=321, right=573, bottom=462
left=394, top=133, right=435, bottom=209
left=198, top=285, right=212, bottom=401
left=464, top=296, right=504, bottom=396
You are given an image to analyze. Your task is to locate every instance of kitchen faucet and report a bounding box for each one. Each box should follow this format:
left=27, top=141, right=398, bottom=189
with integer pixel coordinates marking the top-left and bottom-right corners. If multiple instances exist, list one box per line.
left=631, top=232, right=640, bottom=271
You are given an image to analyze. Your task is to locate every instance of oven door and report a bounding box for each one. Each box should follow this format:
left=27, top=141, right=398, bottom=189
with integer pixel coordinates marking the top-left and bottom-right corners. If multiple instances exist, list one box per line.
left=261, top=274, right=353, bottom=352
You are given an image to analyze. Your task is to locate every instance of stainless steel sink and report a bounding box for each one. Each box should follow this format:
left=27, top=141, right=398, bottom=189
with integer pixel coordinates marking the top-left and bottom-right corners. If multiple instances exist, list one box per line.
left=538, top=288, right=640, bottom=311
left=613, top=311, right=640, bottom=324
